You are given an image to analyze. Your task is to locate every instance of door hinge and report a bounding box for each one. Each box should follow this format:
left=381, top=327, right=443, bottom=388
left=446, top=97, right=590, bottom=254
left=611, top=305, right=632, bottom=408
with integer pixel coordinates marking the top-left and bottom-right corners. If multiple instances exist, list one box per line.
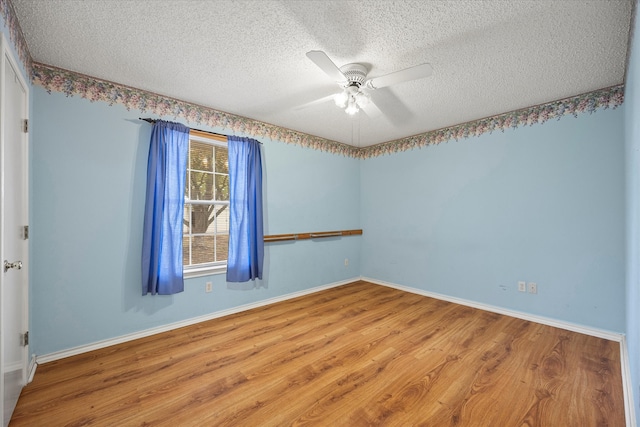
left=20, top=331, right=28, bottom=347
left=23, top=119, right=28, bottom=133
left=23, top=225, right=28, bottom=240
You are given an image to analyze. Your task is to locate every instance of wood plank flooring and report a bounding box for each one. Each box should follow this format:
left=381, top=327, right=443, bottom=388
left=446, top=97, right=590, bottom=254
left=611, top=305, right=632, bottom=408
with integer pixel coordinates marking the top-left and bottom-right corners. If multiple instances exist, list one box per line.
left=10, top=281, right=626, bottom=426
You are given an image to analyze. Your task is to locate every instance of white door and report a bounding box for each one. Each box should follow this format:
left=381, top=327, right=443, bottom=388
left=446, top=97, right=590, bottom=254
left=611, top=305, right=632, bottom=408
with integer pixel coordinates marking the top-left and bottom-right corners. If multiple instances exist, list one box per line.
left=0, top=37, right=29, bottom=427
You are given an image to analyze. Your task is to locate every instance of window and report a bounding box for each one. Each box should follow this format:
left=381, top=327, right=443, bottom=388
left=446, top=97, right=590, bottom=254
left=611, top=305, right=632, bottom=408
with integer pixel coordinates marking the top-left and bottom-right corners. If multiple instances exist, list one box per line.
left=183, top=130, right=229, bottom=276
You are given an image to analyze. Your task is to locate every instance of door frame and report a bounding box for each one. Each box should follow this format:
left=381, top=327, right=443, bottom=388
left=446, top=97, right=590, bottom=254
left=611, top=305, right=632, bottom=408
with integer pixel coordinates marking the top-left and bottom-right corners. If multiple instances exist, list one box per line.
left=0, top=32, right=31, bottom=420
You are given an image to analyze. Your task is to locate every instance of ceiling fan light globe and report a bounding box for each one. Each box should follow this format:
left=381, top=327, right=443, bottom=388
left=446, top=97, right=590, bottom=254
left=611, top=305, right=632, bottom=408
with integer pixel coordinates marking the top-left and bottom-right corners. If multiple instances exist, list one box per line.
left=345, top=103, right=359, bottom=115
left=334, top=91, right=348, bottom=108
left=355, top=92, right=370, bottom=107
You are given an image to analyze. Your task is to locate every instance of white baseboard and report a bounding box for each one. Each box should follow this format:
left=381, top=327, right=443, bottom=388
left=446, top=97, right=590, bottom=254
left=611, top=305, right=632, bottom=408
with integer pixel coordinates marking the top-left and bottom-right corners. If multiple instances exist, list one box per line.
left=36, top=277, right=360, bottom=364
left=362, top=277, right=623, bottom=341
left=362, top=277, right=635, bottom=427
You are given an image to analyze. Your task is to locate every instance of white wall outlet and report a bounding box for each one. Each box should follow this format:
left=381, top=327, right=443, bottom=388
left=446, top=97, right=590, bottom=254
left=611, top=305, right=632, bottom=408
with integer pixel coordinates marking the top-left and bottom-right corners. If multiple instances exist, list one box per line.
left=205, top=282, right=213, bottom=293
left=518, top=281, right=526, bottom=292
left=528, top=282, right=537, bottom=294
left=344, top=258, right=349, bottom=266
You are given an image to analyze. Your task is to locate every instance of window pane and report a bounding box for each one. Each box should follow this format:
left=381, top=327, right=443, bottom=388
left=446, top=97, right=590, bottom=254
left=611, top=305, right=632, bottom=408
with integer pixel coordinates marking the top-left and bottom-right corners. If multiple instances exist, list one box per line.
left=190, top=141, right=213, bottom=172
left=215, top=147, right=228, bottom=174
left=190, top=171, right=214, bottom=200
left=191, top=235, right=214, bottom=265
left=190, top=204, right=213, bottom=233
left=182, top=236, right=191, bottom=266
left=184, top=138, right=229, bottom=269
left=216, top=204, right=229, bottom=262
left=183, top=203, right=229, bottom=266
left=216, top=205, right=229, bottom=233
left=183, top=204, right=191, bottom=234
left=216, top=233, right=228, bottom=261
left=215, top=174, right=229, bottom=201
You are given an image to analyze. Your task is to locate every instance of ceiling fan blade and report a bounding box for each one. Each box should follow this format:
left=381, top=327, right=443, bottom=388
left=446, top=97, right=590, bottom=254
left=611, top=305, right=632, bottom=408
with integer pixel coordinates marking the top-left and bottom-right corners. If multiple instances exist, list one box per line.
left=293, top=94, right=336, bottom=111
left=365, top=63, right=433, bottom=90
left=306, top=50, right=347, bottom=83
left=361, top=96, right=383, bottom=118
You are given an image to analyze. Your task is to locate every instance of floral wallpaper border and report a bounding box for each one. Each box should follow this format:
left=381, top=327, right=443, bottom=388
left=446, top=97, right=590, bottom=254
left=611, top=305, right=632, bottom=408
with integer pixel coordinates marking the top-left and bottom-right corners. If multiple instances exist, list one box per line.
left=362, top=85, right=624, bottom=158
left=0, top=0, right=32, bottom=76
left=32, top=63, right=360, bottom=158
left=33, top=63, right=624, bottom=159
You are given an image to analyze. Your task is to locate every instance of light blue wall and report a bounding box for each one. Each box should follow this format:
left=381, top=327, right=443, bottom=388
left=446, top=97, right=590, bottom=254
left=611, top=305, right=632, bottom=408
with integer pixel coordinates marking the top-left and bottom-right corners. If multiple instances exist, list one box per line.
left=625, top=0, right=640, bottom=413
left=361, top=108, right=626, bottom=332
left=30, top=87, right=361, bottom=356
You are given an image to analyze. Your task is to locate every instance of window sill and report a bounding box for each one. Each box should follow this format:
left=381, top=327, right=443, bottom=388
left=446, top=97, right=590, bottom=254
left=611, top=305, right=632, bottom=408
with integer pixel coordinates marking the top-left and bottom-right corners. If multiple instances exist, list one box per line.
left=184, top=264, right=227, bottom=279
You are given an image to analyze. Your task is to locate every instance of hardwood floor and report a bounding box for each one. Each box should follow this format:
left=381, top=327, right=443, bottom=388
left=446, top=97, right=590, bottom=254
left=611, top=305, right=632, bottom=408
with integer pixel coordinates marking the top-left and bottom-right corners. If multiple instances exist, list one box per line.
left=10, top=281, right=625, bottom=426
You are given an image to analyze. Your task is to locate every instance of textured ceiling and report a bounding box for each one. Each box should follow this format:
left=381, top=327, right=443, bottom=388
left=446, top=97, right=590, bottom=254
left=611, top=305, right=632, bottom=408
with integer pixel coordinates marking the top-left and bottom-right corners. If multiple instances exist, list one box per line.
left=11, top=0, right=633, bottom=147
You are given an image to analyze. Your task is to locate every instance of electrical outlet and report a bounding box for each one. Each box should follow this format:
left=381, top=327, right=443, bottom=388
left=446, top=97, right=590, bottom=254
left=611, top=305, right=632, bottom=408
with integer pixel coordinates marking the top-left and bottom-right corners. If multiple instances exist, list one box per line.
left=344, top=258, right=349, bottom=266
left=205, top=282, right=212, bottom=293
left=528, top=282, right=537, bottom=294
left=518, top=281, right=526, bottom=292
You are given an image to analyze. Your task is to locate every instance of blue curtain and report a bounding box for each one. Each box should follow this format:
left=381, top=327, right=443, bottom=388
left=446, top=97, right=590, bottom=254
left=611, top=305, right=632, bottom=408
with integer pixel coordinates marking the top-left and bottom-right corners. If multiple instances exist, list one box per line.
left=226, top=136, right=264, bottom=282
left=141, top=120, right=190, bottom=295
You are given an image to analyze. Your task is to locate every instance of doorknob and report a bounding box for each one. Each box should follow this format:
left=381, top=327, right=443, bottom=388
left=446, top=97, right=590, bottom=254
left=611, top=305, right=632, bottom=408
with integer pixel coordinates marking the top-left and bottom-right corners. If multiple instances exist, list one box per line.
left=4, top=260, right=22, bottom=273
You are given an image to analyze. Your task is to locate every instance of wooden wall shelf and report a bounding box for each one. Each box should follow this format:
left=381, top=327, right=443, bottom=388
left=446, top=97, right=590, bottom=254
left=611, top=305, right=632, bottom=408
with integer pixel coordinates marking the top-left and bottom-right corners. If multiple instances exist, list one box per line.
left=264, top=229, right=362, bottom=243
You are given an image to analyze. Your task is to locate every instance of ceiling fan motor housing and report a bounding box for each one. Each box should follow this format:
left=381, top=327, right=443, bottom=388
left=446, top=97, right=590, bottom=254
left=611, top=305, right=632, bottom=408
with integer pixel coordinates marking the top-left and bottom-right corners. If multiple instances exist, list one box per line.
left=339, top=63, right=368, bottom=88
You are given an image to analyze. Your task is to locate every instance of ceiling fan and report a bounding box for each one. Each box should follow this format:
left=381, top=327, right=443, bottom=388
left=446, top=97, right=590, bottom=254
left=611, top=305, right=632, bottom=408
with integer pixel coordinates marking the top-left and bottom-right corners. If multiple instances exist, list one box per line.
left=305, top=50, right=433, bottom=116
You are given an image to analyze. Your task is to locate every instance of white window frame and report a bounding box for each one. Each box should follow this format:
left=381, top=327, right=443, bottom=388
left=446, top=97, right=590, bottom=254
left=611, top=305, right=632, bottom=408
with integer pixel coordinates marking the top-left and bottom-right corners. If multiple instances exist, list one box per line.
left=183, top=133, right=229, bottom=278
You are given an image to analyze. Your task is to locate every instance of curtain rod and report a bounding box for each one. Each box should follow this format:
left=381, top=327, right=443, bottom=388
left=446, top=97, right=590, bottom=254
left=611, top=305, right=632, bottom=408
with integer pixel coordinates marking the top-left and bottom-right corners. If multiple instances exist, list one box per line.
left=139, top=118, right=262, bottom=144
